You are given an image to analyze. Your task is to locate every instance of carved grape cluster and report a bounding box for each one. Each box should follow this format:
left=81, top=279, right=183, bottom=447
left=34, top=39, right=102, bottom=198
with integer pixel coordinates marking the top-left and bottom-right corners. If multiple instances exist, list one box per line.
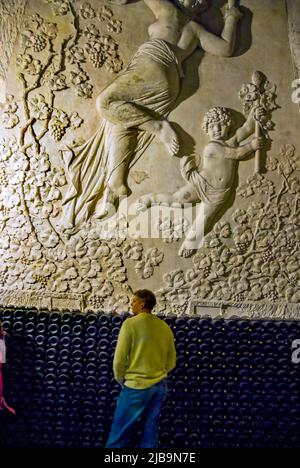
left=232, top=292, right=245, bottom=302
left=87, top=295, right=104, bottom=309
left=50, top=122, right=67, bottom=142
left=261, top=251, right=274, bottom=262
left=0, top=207, right=10, bottom=219
left=21, top=258, right=32, bottom=266
left=49, top=109, right=83, bottom=141
left=235, top=242, right=249, bottom=254
left=264, top=288, right=278, bottom=301
left=87, top=48, right=105, bottom=68
left=0, top=271, right=7, bottom=286
left=0, top=168, right=9, bottom=188
left=85, top=35, right=122, bottom=72
left=32, top=35, right=48, bottom=53
left=32, top=274, right=48, bottom=288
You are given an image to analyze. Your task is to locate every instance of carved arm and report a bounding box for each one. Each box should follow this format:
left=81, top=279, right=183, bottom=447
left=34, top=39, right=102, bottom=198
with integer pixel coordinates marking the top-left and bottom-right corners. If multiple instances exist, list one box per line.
left=228, top=107, right=265, bottom=146
left=180, top=154, right=197, bottom=181
left=224, top=138, right=265, bottom=161
left=144, top=0, right=175, bottom=18
left=191, top=2, right=242, bottom=57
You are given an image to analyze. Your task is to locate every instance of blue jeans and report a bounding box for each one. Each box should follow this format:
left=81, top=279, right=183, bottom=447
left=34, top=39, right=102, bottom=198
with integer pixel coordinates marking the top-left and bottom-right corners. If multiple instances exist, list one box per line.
left=106, top=380, right=167, bottom=448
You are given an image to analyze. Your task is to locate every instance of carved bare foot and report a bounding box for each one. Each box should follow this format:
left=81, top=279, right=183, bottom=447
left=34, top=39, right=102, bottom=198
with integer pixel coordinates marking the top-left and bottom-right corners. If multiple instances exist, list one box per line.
left=141, top=119, right=179, bottom=156
left=94, top=185, right=120, bottom=219
left=94, top=205, right=110, bottom=220
left=135, top=194, right=152, bottom=212
left=179, top=246, right=196, bottom=258
left=113, top=184, right=128, bottom=197
left=159, top=120, right=180, bottom=156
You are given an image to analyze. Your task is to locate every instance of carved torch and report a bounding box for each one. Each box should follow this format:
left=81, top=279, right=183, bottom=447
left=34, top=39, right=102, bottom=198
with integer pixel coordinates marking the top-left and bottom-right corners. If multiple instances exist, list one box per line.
left=239, top=71, right=278, bottom=173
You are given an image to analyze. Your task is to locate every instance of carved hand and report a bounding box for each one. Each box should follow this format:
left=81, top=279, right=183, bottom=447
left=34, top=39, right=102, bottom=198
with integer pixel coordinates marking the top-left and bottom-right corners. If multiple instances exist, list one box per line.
left=222, top=2, right=243, bottom=21
left=255, top=106, right=267, bottom=121
left=251, top=137, right=268, bottom=152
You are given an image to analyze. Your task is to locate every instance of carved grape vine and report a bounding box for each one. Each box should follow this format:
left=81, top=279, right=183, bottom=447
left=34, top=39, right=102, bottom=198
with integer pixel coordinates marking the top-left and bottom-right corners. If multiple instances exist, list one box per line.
left=156, top=144, right=300, bottom=314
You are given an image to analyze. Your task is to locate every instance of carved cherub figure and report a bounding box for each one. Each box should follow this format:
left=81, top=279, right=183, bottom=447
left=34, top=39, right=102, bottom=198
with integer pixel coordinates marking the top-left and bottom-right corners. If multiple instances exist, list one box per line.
left=136, top=106, right=267, bottom=257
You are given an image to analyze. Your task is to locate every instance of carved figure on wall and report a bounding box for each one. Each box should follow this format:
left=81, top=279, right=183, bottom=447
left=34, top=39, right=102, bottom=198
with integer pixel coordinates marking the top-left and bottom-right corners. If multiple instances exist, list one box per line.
left=137, top=105, right=267, bottom=257
left=61, top=0, right=242, bottom=230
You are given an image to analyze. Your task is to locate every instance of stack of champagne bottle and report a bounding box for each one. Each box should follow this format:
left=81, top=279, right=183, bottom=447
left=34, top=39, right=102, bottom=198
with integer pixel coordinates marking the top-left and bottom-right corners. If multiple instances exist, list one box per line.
left=0, top=307, right=299, bottom=448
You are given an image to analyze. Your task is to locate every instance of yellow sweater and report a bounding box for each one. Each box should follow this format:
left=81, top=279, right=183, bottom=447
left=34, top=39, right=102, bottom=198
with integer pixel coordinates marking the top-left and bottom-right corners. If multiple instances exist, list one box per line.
left=113, top=313, right=176, bottom=389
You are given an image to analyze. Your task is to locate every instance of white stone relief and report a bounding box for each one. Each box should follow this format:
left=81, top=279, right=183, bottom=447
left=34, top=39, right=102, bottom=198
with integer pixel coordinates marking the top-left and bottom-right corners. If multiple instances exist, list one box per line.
left=107, top=19, right=122, bottom=35
left=0, top=1, right=299, bottom=318
left=85, top=35, right=123, bottom=72
left=61, top=0, right=242, bottom=228
left=138, top=71, right=278, bottom=258
left=1, top=95, right=20, bottom=129
left=123, top=241, right=164, bottom=279
left=123, top=241, right=144, bottom=261
left=155, top=142, right=300, bottom=314
left=130, top=171, right=149, bottom=185
left=49, top=109, right=83, bottom=141
left=79, top=2, right=96, bottom=20
left=135, top=248, right=164, bottom=280
left=157, top=217, right=190, bottom=243
left=0, top=0, right=27, bottom=81
left=286, top=0, right=300, bottom=82
left=190, top=301, right=300, bottom=321
left=45, top=0, right=70, bottom=16
left=99, top=6, right=113, bottom=23
left=17, top=54, right=43, bottom=76
left=239, top=71, right=278, bottom=173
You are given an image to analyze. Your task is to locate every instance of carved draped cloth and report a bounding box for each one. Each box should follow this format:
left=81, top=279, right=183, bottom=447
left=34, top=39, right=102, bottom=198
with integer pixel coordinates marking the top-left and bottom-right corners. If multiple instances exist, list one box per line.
left=182, top=156, right=231, bottom=205
left=62, top=39, right=182, bottom=229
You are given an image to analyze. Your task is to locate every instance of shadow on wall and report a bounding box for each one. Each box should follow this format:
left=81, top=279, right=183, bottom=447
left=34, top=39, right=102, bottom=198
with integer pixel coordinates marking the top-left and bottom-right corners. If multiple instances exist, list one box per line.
left=201, top=0, right=253, bottom=58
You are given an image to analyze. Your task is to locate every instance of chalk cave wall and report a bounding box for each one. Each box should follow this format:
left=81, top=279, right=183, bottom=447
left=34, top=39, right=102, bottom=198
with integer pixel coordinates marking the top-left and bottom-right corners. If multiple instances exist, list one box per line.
left=0, top=0, right=299, bottom=318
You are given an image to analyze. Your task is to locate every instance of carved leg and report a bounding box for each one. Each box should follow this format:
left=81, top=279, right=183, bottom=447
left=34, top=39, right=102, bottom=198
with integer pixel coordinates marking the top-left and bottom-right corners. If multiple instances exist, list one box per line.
left=139, top=120, right=179, bottom=156
left=179, top=202, right=222, bottom=257
left=96, top=84, right=157, bottom=129
left=96, top=85, right=179, bottom=156
left=136, top=192, right=174, bottom=212
left=136, top=184, right=198, bottom=212
left=94, top=126, right=138, bottom=219
left=106, top=125, right=138, bottom=193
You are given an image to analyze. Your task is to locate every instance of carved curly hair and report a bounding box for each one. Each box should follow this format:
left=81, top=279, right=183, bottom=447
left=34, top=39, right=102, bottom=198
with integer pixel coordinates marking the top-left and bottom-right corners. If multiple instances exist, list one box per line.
left=173, top=0, right=208, bottom=14
left=202, top=107, right=232, bottom=133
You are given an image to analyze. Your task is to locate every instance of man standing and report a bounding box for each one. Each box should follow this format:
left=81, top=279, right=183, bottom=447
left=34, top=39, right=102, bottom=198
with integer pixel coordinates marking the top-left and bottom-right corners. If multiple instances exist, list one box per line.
left=106, top=289, right=176, bottom=448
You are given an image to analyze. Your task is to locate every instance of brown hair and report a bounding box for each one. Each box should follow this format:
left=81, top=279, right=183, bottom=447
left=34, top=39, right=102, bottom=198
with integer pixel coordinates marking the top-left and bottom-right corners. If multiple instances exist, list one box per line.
left=133, top=289, right=157, bottom=311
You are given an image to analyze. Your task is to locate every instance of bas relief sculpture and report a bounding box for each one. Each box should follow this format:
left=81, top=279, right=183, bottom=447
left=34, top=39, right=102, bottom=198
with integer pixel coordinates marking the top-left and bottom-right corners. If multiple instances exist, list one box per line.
left=136, top=70, right=277, bottom=257
left=0, top=0, right=299, bottom=317
left=61, top=0, right=243, bottom=229
left=136, top=105, right=267, bottom=257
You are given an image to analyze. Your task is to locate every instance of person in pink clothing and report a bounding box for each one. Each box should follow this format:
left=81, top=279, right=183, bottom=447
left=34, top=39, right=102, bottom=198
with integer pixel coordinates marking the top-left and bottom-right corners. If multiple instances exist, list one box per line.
left=0, top=321, right=15, bottom=415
